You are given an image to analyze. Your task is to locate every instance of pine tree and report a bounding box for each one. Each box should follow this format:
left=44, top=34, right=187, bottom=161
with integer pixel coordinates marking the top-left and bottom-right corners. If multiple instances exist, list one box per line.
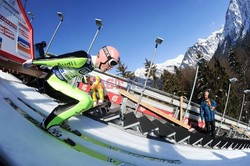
left=116, top=62, right=128, bottom=77
left=210, top=58, right=229, bottom=114
left=161, top=69, right=174, bottom=92
left=178, top=67, right=196, bottom=98
left=227, top=49, right=247, bottom=120
left=226, top=89, right=241, bottom=119
left=116, top=62, right=135, bottom=79
left=159, top=68, right=185, bottom=96
left=173, top=66, right=187, bottom=96
left=228, top=49, right=243, bottom=80
left=195, top=62, right=213, bottom=102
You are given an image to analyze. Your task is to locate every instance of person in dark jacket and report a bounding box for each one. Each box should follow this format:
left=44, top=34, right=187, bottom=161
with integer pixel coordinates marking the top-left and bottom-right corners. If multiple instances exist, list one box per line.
left=200, top=90, right=217, bottom=137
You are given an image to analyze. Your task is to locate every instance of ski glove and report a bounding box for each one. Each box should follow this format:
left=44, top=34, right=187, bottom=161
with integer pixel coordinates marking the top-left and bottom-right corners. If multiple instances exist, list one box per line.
left=22, top=59, right=33, bottom=68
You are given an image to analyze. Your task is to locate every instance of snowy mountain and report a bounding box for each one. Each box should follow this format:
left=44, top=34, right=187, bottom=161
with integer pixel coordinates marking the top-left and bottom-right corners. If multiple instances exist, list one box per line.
left=223, top=0, right=250, bottom=42
left=215, top=0, right=250, bottom=57
left=180, top=28, right=223, bottom=68
left=181, top=0, right=250, bottom=67
left=134, top=54, right=184, bottom=78
left=135, top=0, right=250, bottom=74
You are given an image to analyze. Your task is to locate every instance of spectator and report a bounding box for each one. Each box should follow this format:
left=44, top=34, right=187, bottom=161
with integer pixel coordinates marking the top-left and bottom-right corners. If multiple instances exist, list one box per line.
left=200, top=90, right=217, bottom=137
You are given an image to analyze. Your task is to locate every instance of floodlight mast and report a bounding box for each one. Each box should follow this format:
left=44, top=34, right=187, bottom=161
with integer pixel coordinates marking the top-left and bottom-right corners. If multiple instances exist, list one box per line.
left=27, top=12, right=34, bottom=23
left=45, top=12, right=64, bottom=55
left=87, top=18, right=103, bottom=54
left=183, top=55, right=206, bottom=123
left=57, top=12, right=64, bottom=21
left=135, top=37, right=164, bottom=113
left=217, top=77, right=238, bottom=135
left=234, top=89, right=250, bottom=137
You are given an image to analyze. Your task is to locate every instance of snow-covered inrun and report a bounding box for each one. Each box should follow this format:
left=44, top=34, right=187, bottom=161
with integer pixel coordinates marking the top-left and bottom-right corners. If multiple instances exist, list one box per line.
left=0, top=70, right=250, bottom=166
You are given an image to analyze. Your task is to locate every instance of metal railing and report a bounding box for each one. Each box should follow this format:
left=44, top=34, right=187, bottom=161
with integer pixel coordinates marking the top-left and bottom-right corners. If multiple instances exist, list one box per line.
left=88, top=69, right=249, bottom=133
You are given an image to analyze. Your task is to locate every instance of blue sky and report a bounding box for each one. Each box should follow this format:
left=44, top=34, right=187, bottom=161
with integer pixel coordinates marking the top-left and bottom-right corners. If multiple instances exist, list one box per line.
left=23, top=0, right=229, bottom=73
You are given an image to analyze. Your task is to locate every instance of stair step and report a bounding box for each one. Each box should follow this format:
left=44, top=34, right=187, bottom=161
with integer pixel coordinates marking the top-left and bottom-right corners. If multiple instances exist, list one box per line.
left=138, top=116, right=158, bottom=135
left=152, top=119, right=176, bottom=139
left=100, top=107, right=121, bottom=122
left=163, top=123, right=190, bottom=143
left=123, top=112, right=140, bottom=129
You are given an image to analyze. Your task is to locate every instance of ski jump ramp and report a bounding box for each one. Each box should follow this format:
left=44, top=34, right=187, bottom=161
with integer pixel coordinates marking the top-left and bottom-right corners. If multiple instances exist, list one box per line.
left=0, top=71, right=250, bottom=166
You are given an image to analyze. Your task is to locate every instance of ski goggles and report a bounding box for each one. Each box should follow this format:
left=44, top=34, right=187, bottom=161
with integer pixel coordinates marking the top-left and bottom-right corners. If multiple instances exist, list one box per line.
left=102, top=46, right=119, bottom=67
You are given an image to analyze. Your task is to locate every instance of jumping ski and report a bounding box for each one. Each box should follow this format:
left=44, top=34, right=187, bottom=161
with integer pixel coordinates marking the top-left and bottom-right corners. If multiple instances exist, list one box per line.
left=17, top=97, right=181, bottom=164
left=4, top=97, right=134, bottom=166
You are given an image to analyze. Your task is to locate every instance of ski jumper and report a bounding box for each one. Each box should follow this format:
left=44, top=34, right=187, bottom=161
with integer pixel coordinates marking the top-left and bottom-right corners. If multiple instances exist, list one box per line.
left=32, top=51, right=94, bottom=130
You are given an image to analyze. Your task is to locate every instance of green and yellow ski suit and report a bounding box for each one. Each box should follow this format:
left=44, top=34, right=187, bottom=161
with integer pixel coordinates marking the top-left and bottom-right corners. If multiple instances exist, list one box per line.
left=33, top=50, right=94, bottom=130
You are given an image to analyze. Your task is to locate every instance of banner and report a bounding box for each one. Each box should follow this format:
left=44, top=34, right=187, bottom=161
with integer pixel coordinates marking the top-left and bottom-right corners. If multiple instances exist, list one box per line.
left=0, top=0, right=33, bottom=63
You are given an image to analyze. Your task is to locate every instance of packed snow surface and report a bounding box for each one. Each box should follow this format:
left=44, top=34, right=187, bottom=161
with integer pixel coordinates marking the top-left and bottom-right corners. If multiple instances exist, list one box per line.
left=0, top=71, right=250, bottom=166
